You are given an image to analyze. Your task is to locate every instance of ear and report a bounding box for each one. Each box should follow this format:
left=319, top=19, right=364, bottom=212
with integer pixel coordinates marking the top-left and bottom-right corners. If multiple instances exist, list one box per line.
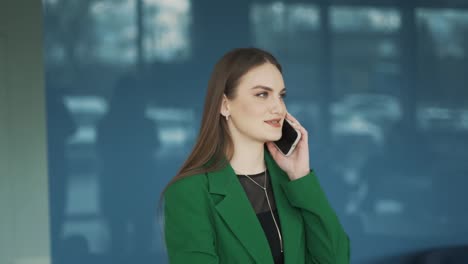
left=220, top=94, right=230, bottom=117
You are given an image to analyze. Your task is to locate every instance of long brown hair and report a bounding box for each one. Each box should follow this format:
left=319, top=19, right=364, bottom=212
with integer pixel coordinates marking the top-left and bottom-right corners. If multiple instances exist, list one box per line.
left=159, top=47, right=282, bottom=205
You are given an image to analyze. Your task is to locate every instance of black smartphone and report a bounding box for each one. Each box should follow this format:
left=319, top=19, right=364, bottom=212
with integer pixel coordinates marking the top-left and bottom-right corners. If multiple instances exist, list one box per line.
left=273, top=119, right=302, bottom=156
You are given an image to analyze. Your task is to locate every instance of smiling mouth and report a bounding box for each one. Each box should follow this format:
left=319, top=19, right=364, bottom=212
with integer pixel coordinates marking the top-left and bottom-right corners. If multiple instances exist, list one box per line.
left=265, top=120, right=281, bottom=127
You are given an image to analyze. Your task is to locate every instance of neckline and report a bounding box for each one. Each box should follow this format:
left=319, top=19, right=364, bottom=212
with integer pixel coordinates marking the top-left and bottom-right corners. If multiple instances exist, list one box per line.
left=236, top=170, right=267, bottom=177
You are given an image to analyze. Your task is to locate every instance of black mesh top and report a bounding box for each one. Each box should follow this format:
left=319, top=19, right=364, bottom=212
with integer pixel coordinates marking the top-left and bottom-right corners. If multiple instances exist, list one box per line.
left=236, top=169, right=284, bottom=264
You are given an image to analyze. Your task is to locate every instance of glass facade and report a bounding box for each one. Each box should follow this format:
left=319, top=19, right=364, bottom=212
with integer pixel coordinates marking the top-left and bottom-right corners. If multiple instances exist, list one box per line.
left=42, top=1, right=468, bottom=263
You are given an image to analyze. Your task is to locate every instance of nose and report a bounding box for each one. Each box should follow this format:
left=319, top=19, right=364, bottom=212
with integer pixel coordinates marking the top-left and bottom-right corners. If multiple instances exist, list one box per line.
left=270, top=96, right=285, bottom=115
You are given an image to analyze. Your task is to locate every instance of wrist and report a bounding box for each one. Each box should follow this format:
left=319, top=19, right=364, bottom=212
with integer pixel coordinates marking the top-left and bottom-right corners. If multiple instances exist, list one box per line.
left=288, top=170, right=310, bottom=181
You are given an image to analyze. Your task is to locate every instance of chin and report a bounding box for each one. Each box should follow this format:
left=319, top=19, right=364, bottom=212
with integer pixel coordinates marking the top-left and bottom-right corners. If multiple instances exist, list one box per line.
left=268, top=133, right=282, bottom=142
left=255, top=128, right=281, bottom=142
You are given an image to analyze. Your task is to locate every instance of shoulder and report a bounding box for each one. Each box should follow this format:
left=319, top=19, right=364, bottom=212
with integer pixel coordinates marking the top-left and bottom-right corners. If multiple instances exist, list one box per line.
left=163, top=173, right=215, bottom=220
left=164, top=173, right=209, bottom=201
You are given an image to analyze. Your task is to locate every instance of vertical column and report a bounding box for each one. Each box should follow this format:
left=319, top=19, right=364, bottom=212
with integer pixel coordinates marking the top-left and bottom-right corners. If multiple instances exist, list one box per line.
left=0, top=32, right=11, bottom=264
left=0, top=0, right=50, bottom=263
left=136, top=0, right=145, bottom=72
left=318, top=1, right=333, bottom=147
left=399, top=3, right=418, bottom=133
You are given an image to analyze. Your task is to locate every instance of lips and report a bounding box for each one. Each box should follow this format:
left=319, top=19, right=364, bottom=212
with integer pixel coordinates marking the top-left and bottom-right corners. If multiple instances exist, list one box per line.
left=265, top=119, right=282, bottom=128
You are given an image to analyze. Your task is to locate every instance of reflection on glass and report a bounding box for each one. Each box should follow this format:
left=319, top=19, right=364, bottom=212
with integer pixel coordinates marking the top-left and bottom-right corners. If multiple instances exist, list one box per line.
left=91, top=1, right=137, bottom=64
left=332, top=7, right=400, bottom=33
left=250, top=2, right=319, bottom=59
left=143, top=0, right=192, bottom=62
left=64, top=96, right=107, bottom=145
left=146, top=106, right=196, bottom=157
left=95, top=76, right=159, bottom=257
left=417, top=8, right=468, bottom=107
left=54, top=0, right=193, bottom=65
left=41, top=1, right=468, bottom=263
left=417, top=9, right=468, bottom=58
left=330, top=7, right=407, bottom=241
left=331, top=7, right=401, bottom=97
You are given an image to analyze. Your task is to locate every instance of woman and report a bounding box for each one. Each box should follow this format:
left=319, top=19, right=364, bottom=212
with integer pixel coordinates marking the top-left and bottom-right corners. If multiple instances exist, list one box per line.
left=161, top=48, right=350, bottom=263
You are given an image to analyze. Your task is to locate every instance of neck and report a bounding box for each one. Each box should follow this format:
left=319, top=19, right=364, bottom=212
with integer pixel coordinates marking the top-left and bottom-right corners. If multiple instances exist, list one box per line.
left=229, top=137, right=266, bottom=176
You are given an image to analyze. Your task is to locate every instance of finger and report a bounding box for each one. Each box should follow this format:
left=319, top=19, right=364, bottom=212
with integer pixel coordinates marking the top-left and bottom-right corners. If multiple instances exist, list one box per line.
left=297, top=124, right=308, bottom=142
left=290, top=118, right=306, bottom=136
left=266, top=142, right=280, bottom=158
left=286, top=113, right=306, bottom=132
left=286, top=112, right=301, bottom=126
left=292, top=122, right=308, bottom=143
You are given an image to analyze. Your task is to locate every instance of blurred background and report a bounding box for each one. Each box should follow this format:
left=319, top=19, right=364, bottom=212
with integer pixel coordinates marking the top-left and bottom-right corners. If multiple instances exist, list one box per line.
left=41, top=0, right=468, bottom=263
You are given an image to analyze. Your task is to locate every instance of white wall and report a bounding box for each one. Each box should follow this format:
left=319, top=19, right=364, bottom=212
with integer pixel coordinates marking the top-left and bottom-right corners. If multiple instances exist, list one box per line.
left=0, top=0, right=50, bottom=263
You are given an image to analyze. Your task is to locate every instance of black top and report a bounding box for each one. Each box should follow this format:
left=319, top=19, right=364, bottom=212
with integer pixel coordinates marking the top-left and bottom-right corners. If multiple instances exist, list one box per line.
left=236, top=169, right=284, bottom=264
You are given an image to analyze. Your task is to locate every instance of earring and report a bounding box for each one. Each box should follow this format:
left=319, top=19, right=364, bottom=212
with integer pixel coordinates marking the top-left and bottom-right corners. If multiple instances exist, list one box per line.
left=226, top=115, right=229, bottom=121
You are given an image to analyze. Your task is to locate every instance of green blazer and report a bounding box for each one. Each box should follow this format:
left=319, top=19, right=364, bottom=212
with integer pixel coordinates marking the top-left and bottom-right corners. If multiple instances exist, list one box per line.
left=163, top=150, right=350, bottom=263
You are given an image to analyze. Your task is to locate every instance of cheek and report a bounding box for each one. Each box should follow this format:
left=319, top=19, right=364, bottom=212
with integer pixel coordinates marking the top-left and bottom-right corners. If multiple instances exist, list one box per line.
left=239, top=96, right=265, bottom=113
left=239, top=102, right=265, bottom=119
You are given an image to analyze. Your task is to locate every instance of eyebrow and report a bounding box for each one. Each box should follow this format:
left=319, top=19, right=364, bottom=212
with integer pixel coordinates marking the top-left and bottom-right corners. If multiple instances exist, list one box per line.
left=251, top=85, right=286, bottom=92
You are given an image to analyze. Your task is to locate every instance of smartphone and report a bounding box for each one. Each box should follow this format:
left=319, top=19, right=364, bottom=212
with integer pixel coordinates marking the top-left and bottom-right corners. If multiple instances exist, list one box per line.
left=273, top=119, right=302, bottom=156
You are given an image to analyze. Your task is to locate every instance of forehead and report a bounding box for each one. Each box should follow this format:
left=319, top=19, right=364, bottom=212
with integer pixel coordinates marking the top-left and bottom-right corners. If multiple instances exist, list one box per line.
left=237, top=63, right=284, bottom=91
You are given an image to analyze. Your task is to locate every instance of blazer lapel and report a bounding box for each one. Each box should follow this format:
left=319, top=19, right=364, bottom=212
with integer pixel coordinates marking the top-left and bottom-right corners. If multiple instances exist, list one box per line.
left=208, top=161, right=274, bottom=263
left=207, top=148, right=304, bottom=264
left=264, top=150, right=304, bottom=264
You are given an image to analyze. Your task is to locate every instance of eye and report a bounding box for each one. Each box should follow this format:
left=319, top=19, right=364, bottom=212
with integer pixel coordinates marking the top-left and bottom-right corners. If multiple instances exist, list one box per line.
left=256, top=92, right=268, bottom=98
left=280, top=93, right=287, bottom=99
